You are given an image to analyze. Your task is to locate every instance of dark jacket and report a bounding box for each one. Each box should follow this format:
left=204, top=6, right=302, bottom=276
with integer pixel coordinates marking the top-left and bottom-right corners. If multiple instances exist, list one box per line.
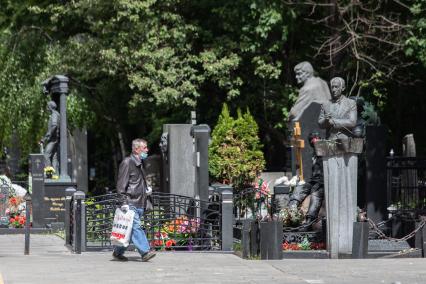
left=116, top=154, right=150, bottom=209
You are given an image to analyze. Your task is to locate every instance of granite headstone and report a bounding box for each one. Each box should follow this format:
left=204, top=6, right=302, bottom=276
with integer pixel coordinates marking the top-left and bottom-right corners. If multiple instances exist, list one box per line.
left=362, top=125, right=388, bottom=223
left=30, top=154, right=45, bottom=228
left=296, top=102, right=326, bottom=180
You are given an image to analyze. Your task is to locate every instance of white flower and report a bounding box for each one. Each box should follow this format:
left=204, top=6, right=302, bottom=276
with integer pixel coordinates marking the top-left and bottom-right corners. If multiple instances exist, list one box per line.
left=274, top=176, right=289, bottom=186
left=288, top=176, right=298, bottom=187
left=11, top=184, right=27, bottom=197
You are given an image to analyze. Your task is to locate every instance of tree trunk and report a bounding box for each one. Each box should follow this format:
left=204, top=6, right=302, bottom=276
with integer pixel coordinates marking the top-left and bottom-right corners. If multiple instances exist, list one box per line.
left=117, top=128, right=126, bottom=160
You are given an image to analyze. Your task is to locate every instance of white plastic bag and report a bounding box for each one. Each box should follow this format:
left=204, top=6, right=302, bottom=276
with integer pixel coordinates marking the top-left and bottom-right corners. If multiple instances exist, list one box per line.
left=110, top=207, right=135, bottom=247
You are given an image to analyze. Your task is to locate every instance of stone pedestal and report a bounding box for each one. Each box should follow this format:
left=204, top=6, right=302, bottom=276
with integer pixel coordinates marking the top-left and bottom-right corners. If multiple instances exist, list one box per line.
left=43, top=180, right=76, bottom=225
left=31, top=153, right=76, bottom=228
left=315, top=138, right=363, bottom=258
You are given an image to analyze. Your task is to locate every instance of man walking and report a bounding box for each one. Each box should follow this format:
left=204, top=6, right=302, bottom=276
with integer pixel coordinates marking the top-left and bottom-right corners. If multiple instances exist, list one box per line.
left=112, top=138, right=155, bottom=262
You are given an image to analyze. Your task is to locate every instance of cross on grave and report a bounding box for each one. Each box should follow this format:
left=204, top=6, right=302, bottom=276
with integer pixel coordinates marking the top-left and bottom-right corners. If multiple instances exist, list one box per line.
left=0, top=184, right=9, bottom=228
left=35, top=158, right=41, bottom=170
left=291, top=122, right=305, bottom=182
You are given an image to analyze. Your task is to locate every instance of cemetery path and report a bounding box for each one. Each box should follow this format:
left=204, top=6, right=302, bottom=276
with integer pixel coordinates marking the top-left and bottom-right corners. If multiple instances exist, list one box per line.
left=1, top=234, right=426, bottom=284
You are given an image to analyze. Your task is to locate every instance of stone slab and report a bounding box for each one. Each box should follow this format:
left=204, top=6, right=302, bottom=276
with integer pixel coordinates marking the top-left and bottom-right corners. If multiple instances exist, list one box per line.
left=282, top=250, right=328, bottom=259
left=368, top=239, right=411, bottom=252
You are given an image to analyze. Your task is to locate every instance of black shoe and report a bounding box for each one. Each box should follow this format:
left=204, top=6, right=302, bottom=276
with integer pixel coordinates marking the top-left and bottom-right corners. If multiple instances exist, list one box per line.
left=112, top=252, right=128, bottom=261
left=141, top=252, right=156, bottom=262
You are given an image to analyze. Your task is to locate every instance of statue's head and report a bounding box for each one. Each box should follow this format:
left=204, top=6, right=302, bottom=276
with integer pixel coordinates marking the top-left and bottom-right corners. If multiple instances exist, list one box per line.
left=47, top=101, right=57, bottom=111
left=330, top=77, right=345, bottom=100
left=294, top=61, right=314, bottom=85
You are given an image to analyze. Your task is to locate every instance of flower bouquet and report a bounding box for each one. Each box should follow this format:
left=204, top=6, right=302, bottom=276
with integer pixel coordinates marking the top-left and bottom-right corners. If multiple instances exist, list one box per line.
left=44, top=166, right=58, bottom=179
left=7, top=196, right=27, bottom=228
left=150, top=216, right=200, bottom=250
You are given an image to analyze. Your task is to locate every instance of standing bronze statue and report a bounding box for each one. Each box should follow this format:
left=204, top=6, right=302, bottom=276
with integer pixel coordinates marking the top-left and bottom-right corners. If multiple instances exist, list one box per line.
left=40, top=101, right=60, bottom=174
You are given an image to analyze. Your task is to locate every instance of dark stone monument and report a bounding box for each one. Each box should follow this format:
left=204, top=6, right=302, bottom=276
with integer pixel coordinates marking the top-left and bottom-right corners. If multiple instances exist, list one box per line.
left=273, top=183, right=291, bottom=213
left=402, top=134, right=417, bottom=207
left=260, top=221, right=283, bottom=260
left=288, top=61, right=330, bottom=182
left=352, top=222, right=369, bottom=258
left=296, top=103, right=327, bottom=180
left=0, top=183, right=9, bottom=227
left=362, top=125, right=388, bottom=223
left=30, top=154, right=45, bottom=228
left=69, top=128, right=88, bottom=193
left=145, top=154, right=161, bottom=192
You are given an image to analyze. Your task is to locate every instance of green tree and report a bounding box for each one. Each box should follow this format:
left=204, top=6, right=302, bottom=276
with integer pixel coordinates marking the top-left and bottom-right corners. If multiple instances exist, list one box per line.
left=406, top=0, right=426, bottom=66
left=209, top=103, right=265, bottom=190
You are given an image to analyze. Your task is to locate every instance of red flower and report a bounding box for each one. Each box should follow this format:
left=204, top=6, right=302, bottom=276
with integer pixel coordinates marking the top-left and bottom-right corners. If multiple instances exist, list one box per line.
left=9, top=217, right=15, bottom=223
left=310, top=242, right=326, bottom=250
left=9, top=197, right=17, bottom=206
left=19, top=219, right=25, bottom=225
left=165, top=239, right=176, bottom=248
left=282, top=241, right=301, bottom=251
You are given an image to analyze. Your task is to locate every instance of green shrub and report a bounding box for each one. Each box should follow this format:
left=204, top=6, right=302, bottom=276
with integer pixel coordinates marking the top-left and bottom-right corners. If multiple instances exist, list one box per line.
left=209, top=103, right=265, bottom=190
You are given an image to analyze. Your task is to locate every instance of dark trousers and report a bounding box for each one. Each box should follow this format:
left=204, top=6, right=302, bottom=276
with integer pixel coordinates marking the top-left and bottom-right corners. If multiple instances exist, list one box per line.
left=288, top=182, right=324, bottom=219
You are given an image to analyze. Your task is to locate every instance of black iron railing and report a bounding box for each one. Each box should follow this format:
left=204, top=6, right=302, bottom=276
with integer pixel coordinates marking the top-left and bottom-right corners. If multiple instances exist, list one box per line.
left=83, top=192, right=224, bottom=251
left=233, top=187, right=272, bottom=221
left=387, top=157, right=426, bottom=217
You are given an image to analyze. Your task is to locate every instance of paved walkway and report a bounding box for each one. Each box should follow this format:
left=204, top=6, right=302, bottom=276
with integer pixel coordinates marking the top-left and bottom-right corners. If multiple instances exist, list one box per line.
left=1, top=235, right=426, bottom=284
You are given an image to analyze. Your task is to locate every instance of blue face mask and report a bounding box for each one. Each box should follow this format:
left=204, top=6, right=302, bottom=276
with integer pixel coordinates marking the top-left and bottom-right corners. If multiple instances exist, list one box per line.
left=140, top=152, right=148, bottom=160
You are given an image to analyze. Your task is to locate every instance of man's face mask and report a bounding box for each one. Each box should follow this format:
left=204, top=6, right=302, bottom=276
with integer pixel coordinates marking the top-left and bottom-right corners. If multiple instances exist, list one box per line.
left=140, top=152, right=148, bottom=160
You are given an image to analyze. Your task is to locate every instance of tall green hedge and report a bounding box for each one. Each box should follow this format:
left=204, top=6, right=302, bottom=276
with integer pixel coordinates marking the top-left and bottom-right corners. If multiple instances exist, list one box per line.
left=209, top=103, right=265, bottom=189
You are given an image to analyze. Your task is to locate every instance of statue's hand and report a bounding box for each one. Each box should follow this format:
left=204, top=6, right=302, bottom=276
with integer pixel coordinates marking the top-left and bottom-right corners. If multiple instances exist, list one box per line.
left=324, top=113, right=332, bottom=120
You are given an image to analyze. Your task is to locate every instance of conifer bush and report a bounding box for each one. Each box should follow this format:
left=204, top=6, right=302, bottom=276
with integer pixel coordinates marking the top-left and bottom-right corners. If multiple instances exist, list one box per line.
left=209, top=103, right=265, bottom=190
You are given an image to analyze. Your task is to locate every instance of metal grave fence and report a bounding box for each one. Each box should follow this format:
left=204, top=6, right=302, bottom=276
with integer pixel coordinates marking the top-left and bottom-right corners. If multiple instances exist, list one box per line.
left=77, top=191, right=224, bottom=251
left=387, top=157, right=426, bottom=218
